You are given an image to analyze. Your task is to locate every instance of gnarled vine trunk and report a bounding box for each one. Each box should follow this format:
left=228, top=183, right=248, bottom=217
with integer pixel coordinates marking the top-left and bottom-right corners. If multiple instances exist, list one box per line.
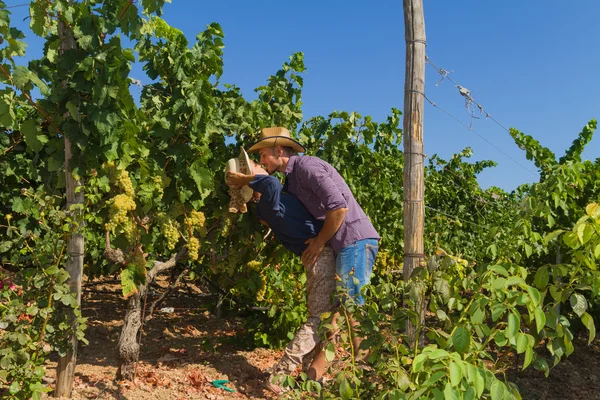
left=116, top=289, right=145, bottom=381
left=114, top=248, right=186, bottom=380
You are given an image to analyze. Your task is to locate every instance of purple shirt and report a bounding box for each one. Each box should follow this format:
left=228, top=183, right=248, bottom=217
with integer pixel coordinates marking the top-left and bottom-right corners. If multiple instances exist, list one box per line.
left=284, top=155, right=380, bottom=254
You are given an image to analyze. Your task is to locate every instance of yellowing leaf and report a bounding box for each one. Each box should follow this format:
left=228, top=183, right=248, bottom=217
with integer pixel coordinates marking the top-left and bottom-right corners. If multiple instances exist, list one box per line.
left=581, top=312, right=596, bottom=345
left=563, top=231, right=579, bottom=249
left=586, top=203, right=599, bottom=218
left=120, top=269, right=139, bottom=299
left=544, top=229, right=563, bottom=244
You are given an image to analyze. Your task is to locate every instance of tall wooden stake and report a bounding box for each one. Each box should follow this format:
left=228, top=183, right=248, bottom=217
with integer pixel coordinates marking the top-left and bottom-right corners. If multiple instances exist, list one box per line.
left=56, top=18, right=84, bottom=398
left=403, top=0, right=426, bottom=342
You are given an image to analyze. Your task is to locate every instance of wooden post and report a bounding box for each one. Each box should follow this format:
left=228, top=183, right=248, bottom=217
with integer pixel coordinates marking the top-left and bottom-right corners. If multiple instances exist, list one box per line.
left=402, top=0, right=426, bottom=341
left=56, top=18, right=84, bottom=398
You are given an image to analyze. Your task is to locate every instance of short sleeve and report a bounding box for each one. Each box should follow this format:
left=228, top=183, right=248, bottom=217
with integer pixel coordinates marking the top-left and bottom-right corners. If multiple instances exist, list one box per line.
left=296, top=162, right=347, bottom=211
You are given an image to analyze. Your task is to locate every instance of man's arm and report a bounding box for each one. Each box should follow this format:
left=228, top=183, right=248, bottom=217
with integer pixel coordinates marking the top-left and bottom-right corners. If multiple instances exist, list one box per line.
left=302, top=207, right=347, bottom=266
left=297, top=162, right=349, bottom=265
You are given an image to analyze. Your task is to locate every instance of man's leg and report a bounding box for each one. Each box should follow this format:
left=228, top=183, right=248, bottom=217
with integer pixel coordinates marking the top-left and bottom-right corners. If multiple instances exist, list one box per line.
left=269, top=316, right=321, bottom=377
left=267, top=316, right=319, bottom=393
left=268, top=246, right=336, bottom=390
left=335, top=239, right=379, bottom=359
left=304, top=245, right=337, bottom=381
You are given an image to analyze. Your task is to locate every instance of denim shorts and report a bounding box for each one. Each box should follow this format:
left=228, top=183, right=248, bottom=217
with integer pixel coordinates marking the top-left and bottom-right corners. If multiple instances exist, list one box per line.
left=336, top=238, right=379, bottom=305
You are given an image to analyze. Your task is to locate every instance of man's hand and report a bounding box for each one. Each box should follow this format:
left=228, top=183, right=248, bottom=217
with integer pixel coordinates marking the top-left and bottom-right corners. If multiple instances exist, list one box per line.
left=226, top=171, right=253, bottom=188
left=302, top=237, right=325, bottom=266
left=302, top=208, right=347, bottom=266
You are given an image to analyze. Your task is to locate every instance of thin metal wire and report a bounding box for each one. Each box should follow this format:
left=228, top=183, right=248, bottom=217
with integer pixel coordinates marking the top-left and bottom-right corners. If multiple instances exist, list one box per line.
left=404, top=253, right=425, bottom=258
left=417, top=91, right=537, bottom=177
left=487, top=114, right=512, bottom=133
left=5, top=3, right=29, bottom=9
left=407, top=86, right=535, bottom=175
left=425, top=205, right=489, bottom=229
left=427, top=158, right=490, bottom=221
left=426, top=55, right=460, bottom=88
left=425, top=55, right=513, bottom=135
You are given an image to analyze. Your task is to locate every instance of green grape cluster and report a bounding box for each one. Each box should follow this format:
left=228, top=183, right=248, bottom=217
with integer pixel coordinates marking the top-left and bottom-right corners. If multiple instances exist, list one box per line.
left=236, top=260, right=267, bottom=302
left=113, top=194, right=136, bottom=211
left=161, top=219, right=180, bottom=250
left=255, top=272, right=267, bottom=302
left=246, top=260, right=262, bottom=271
left=226, top=249, right=242, bottom=276
left=187, top=236, right=200, bottom=261
left=186, top=210, right=206, bottom=236
left=117, top=169, right=134, bottom=197
left=220, top=216, right=232, bottom=238
left=105, top=194, right=137, bottom=241
left=374, top=250, right=389, bottom=271
left=374, top=250, right=398, bottom=275
left=102, top=160, right=115, bottom=170
left=246, top=260, right=265, bottom=300
left=153, top=175, right=164, bottom=199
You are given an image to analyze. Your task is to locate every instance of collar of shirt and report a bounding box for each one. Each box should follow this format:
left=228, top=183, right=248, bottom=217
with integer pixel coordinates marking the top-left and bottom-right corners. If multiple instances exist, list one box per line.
left=284, top=154, right=299, bottom=175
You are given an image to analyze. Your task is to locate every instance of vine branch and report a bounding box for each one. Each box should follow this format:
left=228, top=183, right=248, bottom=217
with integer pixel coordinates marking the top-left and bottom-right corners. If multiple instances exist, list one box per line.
left=118, top=0, right=134, bottom=19
left=144, top=267, right=188, bottom=322
left=0, top=64, right=63, bottom=136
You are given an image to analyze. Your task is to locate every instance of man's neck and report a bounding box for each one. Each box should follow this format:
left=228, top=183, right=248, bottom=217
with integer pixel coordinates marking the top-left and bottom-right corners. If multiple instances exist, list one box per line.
left=278, top=156, right=291, bottom=173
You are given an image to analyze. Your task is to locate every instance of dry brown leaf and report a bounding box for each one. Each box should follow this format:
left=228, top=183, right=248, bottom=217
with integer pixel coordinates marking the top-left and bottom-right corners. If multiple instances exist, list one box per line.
left=187, top=369, right=206, bottom=388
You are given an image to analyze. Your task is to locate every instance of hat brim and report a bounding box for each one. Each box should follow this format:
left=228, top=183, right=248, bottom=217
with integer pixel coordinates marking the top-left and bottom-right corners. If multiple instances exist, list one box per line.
left=248, top=137, right=306, bottom=153
left=224, top=148, right=254, bottom=203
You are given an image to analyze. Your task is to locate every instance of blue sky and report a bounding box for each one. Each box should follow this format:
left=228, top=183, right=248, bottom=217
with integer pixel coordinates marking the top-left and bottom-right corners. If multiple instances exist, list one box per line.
left=7, top=1, right=600, bottom=191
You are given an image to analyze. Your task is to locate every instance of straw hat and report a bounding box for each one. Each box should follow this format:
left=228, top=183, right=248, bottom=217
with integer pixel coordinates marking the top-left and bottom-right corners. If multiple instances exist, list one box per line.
left=224, top=148, right=253, bottom=212
left=248, top=127, right=306, bottom=154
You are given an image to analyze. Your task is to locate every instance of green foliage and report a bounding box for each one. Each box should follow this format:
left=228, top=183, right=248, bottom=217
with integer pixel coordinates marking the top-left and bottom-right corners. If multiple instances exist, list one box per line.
left=0, top=185, right=87, bottom=398
left=287, top=212, right=598, bottom=398
left=1, top=0, right=515, bottom=354
left=244, top=251, right=308, bottom=348
left=304, top=109, right=404, bottom=257
left=0, top=267, right=87, bottom=400
left=509, top=127, right=556, bottom=176
left=559, top=120, right=597, bottom=165
left=1, top=2, right=600, bottom=398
